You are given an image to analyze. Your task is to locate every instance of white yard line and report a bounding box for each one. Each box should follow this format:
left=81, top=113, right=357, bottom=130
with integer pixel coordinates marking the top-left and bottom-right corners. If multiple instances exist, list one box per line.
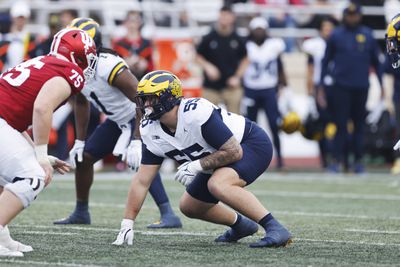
left=53, top=172, right=399, bottom=184
left=345, top=229, right=400, bottom=234
left=0, top=259, right=106, bottom=267
left=297, top=238, right=400, bottom=247
left=251, top=190, right=400, bottom=201
left=17, top=230, right=77, bottom=236
left=39, top=186, right=400, bottom=201
left=32, top=200, right=400, bottom=221
left=9, top=225, right=400, bottom=247
left=275, top=211, right=400, bottom=220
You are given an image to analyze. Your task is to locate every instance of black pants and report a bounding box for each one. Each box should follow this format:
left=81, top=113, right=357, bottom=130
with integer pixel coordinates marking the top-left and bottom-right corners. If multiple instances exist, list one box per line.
left=330, top=86, right=368, bottom=164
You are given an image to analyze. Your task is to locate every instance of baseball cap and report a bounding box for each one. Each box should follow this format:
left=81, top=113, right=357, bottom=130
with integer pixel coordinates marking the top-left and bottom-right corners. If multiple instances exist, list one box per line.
left=249, top=17, right=269, bottom=30
left=343, top=2, right=361, bottom=15
left=10, top=1, right=31, bottom=18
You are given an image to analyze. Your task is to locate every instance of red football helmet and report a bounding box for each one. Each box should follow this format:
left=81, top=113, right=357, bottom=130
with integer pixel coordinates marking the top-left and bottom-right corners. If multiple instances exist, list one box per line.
left=50, top=28, right=98, bottom=80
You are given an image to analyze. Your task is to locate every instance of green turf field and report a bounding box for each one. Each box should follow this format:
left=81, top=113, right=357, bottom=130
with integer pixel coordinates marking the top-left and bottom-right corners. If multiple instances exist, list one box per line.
left=1, top=172, right=399, bottom=267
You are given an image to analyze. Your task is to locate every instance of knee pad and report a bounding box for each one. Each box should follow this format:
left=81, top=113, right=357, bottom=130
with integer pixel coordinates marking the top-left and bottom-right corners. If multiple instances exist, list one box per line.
left=4, top=177, right=44, bottom=208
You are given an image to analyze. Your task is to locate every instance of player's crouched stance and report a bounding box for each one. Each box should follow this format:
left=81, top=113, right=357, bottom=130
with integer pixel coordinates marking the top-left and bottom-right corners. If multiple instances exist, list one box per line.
left=113, top=71, right=292, bottom=248
left=0, top=28, right=97, bottom=256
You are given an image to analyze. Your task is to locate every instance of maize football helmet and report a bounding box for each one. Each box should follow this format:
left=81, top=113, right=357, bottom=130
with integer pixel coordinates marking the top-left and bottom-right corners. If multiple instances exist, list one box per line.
left=68, top=17, right=102, bottom=49
left=50, top=28, right=98, bottom=80
left=136, top=70, right=183, bottom=120
left=279, top=111, right=301, bottom=134
left=386, top=14, right=400, bottom=68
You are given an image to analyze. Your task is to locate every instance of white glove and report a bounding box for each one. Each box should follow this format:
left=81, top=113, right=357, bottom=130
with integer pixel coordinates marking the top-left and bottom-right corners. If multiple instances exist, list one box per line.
left=123, top=140, right=142, bottom=171
left=394, top=139, right=400, bottom=151
left=69, top=140, right=85, bottom=169
left=112, top=219, right=134, bottom=246
left=366, top=100, right=385, bottom=125
left=174, top=160, right=203, bottom=187
left=307, top=95, right=319, bottom=119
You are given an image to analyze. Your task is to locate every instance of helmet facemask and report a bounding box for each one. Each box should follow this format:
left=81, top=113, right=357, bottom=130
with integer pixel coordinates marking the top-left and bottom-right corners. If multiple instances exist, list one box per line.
left=386, top=35, right=400, bottom=68
left=136, top=90, right=181, bottom=120
left=83, top=52, right=98, bottom=81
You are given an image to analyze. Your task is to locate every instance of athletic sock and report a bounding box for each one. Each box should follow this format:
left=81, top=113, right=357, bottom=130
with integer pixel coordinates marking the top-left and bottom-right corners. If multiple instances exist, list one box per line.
left=0, top=225, right=12, bottom=244
left=75, top=201, right=89, bottom=214
left=231, top=213, right=242, bottom=231
left=159, top=202, right=174, bottom=217
left=258, top=213, right=274, bottom=231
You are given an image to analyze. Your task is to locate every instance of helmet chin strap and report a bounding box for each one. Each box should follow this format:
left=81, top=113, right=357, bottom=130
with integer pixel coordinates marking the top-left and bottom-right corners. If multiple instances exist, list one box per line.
left=69, top=52, right=77, bottom=65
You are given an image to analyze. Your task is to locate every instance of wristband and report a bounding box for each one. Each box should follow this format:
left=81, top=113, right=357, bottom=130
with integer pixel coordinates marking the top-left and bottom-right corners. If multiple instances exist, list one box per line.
left=190, top=160, right=203, bottom=172
left=121, top=218, right=134, bottom=229
left=34, top=144, right=48, bottom=163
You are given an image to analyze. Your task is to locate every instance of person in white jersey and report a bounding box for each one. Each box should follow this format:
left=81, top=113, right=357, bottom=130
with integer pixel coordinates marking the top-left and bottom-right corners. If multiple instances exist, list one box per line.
left=53, top=18, right=182, bottom=229
left=242, top=17, right=287, bottom=169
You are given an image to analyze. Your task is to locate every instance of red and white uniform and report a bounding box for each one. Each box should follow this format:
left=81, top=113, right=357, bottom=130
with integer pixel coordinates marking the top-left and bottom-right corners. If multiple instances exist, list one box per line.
left=0, top=55, right=84, bottom=200
left=0, top=55, right=84, bottom=132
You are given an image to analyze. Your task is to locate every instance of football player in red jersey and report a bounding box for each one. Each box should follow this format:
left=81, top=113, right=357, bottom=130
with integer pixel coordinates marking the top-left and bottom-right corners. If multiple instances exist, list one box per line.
left=0, top=28, right=97, bottom=257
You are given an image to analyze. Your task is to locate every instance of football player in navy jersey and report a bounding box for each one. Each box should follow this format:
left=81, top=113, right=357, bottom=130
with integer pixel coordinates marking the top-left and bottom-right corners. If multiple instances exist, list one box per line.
left=113, top=70, right=292, bottom=248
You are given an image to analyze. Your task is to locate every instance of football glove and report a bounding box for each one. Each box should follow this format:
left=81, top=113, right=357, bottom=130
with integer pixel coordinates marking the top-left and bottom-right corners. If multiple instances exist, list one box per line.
left=394, top=139, right=400, bottom=151
left=69, top=140, right=85, bottom=168
left=366, top=100, right=385, bottom=125
left=123, top=140, right=142, bottom=171
left=307, top=95, right=319, bottom=119
left=174, top=160, right=202, bottom=187
left=112, top=219, right=134, bottom=246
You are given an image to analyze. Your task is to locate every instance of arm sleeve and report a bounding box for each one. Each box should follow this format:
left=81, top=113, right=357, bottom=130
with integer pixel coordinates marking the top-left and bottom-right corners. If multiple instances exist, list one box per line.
left=141, top=143, right=164, bottom=165
left=201, top=109, right=234, bottom=150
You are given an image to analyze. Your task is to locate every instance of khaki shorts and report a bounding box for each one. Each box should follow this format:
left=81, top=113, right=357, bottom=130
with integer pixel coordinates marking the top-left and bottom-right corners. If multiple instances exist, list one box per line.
left=201, top=87, right=243, bottom=114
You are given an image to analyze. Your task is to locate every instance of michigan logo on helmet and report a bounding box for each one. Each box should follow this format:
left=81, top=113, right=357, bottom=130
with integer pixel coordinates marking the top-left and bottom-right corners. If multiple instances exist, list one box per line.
left=386, top=14, right=400, bottom=68
left=136, top=70, right=183, bottom=120
left=279, top=111, right=301, bottom=134
left=68, top=18, right=102, bottom=48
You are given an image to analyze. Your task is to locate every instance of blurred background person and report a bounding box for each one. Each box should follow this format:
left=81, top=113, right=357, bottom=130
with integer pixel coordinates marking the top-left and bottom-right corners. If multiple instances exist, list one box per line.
left=0, top=0, right=36, bottom=72
left=242, top=16, right=287, bottom=169
left=34, top=14, right=62, bottom=58
left=196, top=5, right=248, bottom=114
left=60, top=9, right=78, bottom=28
left=302, top=17, right=337, bottom=169
left=320, top=2, right=384, bottom=174
left=113, top=10, right=153, bottom=79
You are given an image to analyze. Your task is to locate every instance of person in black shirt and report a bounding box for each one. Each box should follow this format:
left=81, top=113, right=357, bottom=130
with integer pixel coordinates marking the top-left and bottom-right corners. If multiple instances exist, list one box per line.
left=196, top=5, right=249, bottom=114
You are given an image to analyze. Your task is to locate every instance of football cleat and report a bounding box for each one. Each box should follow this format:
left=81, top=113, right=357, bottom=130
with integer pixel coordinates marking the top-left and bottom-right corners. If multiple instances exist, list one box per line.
left=249, top=219, right=292, bottom=248
left=53, top=211, right=91, bottom=225
left=0, top=245, right=23, bottom=257
left=147, top=215, right=182, bottom=229
left=3, top=241, right=33, bottom=253
left=215, top=216, right=259, bottom=243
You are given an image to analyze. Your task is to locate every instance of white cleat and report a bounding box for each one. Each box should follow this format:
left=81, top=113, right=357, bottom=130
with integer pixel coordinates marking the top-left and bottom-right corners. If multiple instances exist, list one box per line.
left=0, top=245, right=23, bottom=257
left=4, top=240, right=33, bottom=253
